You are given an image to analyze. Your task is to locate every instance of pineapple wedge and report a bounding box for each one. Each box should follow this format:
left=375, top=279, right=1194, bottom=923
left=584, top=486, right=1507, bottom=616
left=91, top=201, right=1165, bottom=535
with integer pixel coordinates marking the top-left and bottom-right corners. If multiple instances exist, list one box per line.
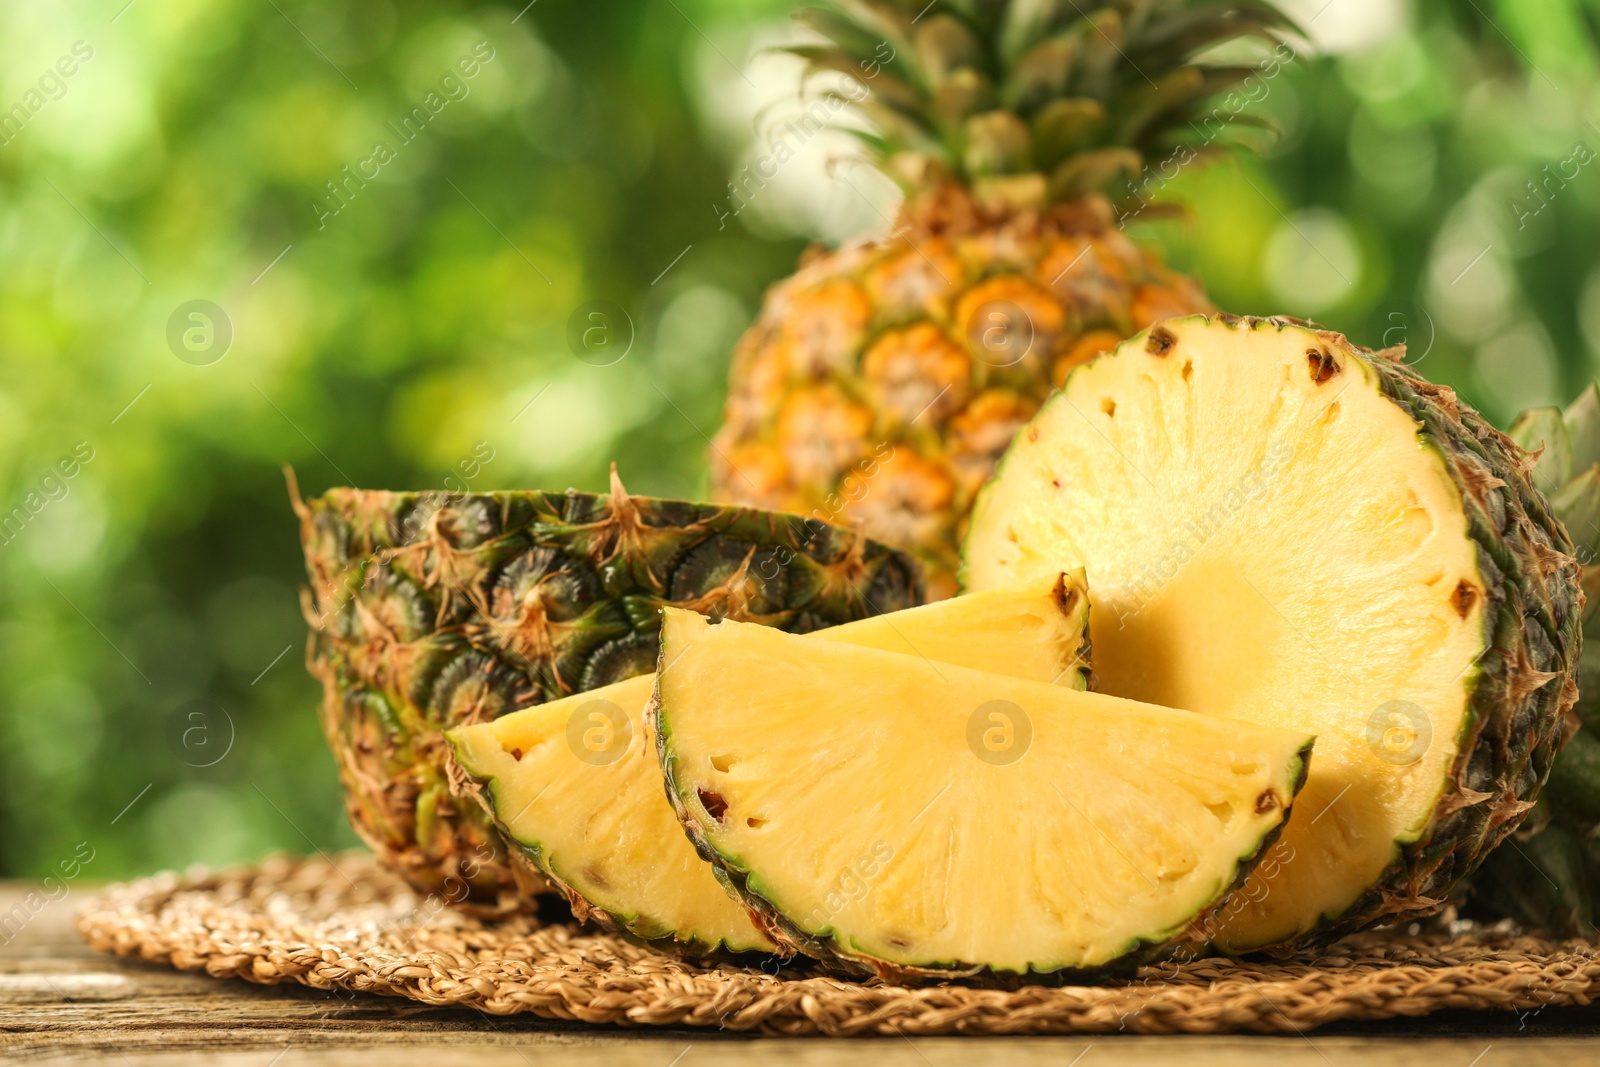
left=448, top=573, right=1091, bottom=953
left=654, top=609, right=1315, bottom=980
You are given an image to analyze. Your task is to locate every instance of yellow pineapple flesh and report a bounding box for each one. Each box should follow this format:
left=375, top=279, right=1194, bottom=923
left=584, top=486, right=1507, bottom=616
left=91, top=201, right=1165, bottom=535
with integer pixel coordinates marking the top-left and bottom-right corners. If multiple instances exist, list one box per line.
left=962, top=315, right=1582, bottom=952
left=653, top=609, right=1314, bottom=978
left=448, top=574, right=1091, bottom=953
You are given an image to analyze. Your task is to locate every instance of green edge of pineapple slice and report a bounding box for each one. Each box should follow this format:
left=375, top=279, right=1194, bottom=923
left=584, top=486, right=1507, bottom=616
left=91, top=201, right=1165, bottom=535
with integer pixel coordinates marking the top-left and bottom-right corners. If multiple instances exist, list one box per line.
left=447, top=572, right=1092, bottom=954
left=653, top=610, right=1315, bottom=980
left=962, top=313, right=1581, bottom=953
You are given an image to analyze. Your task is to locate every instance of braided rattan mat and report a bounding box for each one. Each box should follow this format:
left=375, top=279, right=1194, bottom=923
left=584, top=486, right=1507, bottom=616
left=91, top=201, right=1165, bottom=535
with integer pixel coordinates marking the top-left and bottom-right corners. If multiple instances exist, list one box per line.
left=76, top=852, right=1600, bottom=1036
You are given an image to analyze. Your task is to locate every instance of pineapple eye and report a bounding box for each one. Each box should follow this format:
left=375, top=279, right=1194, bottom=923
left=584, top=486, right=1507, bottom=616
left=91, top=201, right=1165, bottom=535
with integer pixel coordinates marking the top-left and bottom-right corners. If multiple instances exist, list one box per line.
left=1146, top=327, right=1177, bottom=356
left=697, top=788, right=729, bottom=822
left=1307, top=348, right=1339, bottom=384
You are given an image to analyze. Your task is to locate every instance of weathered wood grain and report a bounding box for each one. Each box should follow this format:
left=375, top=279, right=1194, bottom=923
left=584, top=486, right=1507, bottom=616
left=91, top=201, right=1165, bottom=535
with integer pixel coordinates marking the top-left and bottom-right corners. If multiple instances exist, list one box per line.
left=6, top=882, right=1600, bottom=1065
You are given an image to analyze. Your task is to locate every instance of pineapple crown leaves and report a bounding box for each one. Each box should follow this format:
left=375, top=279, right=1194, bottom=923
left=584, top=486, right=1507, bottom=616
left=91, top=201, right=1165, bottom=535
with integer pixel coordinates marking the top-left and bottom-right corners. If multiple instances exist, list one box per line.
left=1512, top=382, right=1600, bottom=566
left=785, top=0, right=1302, bottom=203
left=1512, top=383, right=1600, bottom=640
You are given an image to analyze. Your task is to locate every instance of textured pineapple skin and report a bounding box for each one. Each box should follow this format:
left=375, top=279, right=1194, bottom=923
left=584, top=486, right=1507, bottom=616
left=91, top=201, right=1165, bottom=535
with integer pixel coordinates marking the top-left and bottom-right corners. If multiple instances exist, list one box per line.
left=1468, top=390, right=1600, bottom=935
left=1327, top=322, right=1582, bottom=946
left=710, top=188, right=1210, bottom=598
left=296, top=474, right=923, bottom=916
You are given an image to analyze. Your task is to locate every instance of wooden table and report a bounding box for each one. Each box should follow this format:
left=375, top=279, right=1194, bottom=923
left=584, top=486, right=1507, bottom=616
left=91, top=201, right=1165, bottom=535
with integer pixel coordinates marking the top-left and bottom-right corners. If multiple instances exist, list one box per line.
left=6, top=883, right=1600, bottom=1065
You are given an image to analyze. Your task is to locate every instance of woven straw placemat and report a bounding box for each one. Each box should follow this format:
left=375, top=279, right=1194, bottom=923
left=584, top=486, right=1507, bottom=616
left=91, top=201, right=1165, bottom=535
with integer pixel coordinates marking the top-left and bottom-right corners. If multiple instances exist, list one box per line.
left=76, top=852, right=1600, bottom=1036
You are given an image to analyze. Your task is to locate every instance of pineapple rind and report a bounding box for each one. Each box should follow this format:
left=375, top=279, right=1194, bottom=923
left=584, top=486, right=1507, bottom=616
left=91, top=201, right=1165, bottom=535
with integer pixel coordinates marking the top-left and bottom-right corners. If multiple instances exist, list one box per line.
left=963, top=314, right=1582, bottom=951
left=297, top=471, right=924, bottom=916
left=1333, top=323, right=1581, bottom=943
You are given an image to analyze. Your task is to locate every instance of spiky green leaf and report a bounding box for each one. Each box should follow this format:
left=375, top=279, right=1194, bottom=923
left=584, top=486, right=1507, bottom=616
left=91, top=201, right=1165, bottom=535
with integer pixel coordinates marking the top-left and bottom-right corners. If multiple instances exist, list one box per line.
left=915, top=13, right=988, bottom=82
left=1566, top=381, right=1600, bottom=473
left=1007, top=33, right=1079, bottom=111
left=794, top=0, right=1293, bottom=198
left=1129, top=4, right=1301, bottom=68
left=964, top=109, right=1034, bottom=174
left=1032, top=96, right=1108, bottom=168
left=935, top=67, right=1000, bottom=128
left=1509, top=405, right=1570, bottom=492
left=1553, top=465, right=1600, bottom=567
left=1051, top=146, right=1140, bottom=197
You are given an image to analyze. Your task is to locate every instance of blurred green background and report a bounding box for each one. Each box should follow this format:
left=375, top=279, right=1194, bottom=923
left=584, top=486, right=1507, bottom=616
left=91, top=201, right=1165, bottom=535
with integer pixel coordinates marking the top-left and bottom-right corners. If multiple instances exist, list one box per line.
left=2, top=0, right=1598, bottom=879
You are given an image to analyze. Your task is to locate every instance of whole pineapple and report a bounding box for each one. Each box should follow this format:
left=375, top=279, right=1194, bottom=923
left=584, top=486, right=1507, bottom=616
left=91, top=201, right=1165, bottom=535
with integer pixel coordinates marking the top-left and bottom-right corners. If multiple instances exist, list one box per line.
left=1470, top=387, right=1600, bottom=935
left=294, top=467, right=922, bottom=915
left=711, top=0, right=1296, bottom=595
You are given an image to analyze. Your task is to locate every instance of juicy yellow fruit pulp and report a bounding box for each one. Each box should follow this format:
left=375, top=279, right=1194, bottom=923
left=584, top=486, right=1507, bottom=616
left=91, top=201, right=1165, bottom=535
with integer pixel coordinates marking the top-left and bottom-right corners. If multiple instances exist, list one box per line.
left=963, top=316, right=1486, bottom=951
left=454, top=672, right=757, bottom=946
left=448, top=574, right=1091, bottom=952
left=656, top=610, right=1314, bottom=976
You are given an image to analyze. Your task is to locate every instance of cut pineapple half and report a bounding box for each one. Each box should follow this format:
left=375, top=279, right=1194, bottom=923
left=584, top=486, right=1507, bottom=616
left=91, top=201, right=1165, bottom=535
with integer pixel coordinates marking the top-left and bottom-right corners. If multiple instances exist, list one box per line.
left=653, top=609, right=1315, bottom=979
left=448, top=573, right=1092, bottom=953
left=963, top=314, right=1581, bottom=952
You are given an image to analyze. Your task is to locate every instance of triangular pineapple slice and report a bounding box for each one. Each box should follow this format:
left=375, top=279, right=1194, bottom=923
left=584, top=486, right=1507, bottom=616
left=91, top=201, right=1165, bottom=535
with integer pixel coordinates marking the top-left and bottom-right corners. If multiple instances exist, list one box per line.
left=653, top=609, right=1316, bottom=979
left=448, top=573, right=1091, bottom=953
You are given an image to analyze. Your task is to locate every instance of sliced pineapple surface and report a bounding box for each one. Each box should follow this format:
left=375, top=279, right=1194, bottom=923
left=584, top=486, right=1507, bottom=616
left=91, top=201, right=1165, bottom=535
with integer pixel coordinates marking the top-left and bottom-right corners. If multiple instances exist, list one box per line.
left=963, top=315, right=1506, bottom=951
left=448, top=573, right=1091, bottom=953
left=654, top=609, right=1315, bottom=978
left=449, top=672, right=769, bottom=950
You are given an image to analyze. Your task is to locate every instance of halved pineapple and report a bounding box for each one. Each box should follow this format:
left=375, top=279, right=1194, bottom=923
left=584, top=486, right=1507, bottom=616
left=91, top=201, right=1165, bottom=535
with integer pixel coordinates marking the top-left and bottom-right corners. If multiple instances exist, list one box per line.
left=448, top=573, right=1091, bottom=953
left=963, top=315, right=1582, bottom=953
left=654, top=609, right=1315, bottom=979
